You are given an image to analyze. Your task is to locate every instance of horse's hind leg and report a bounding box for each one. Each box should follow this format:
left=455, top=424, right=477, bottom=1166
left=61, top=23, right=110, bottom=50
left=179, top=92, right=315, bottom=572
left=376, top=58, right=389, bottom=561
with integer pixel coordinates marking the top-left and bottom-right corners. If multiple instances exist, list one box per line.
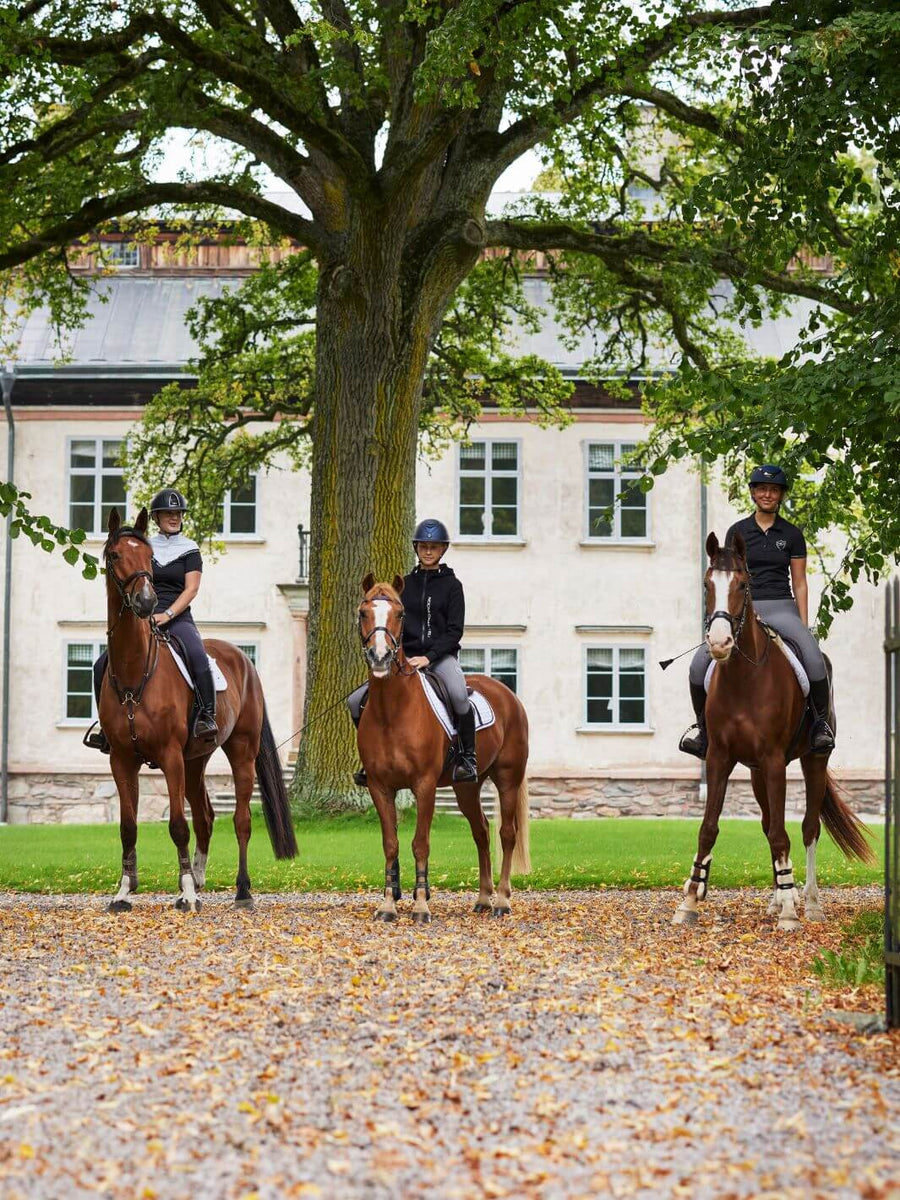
left=453, top=781, right=494, bottom=912
left=369, top=784, right=400, bottom=922
left=673, top=750, right=734, bottom=926
left=410, top=783, right=437, bottom=924
left=108, top=753, right=140, bottom=914
left=762, top=753, right=801, bottom=931
left=799, top=753, right=827, bottom=922
left=162, top=753, right=200, bottom=913
left=186, top=756, right=215, bottom=890
left=751, top=768, right=781, bottom=915
left=224, top=736, right=256, bottom=909
left=492, top=767, right=525, bottom=917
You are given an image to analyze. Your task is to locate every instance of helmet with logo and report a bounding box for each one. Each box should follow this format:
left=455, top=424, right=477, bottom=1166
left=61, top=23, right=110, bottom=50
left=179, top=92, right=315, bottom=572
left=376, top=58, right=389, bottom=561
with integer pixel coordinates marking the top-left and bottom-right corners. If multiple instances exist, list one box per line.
left=748, top=464, right=789, bottom=492
left=412, top=518, right=450, bottom=546
left=149, top=487, right=189, bottom=514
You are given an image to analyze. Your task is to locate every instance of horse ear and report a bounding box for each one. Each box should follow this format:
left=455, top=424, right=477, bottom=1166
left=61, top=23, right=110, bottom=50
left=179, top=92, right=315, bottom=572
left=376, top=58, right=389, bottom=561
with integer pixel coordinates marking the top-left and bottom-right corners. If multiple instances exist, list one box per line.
left=134, top=507, right=149, bottom=534
left=361, top=572, right=375, bottom=594
left=705, top=531, right=719, bottom=560
left=108, top=507, right=120, bottom=534
left=732, top=531, right=746, bottom=561
left=392, top=574, right=404, bottom=596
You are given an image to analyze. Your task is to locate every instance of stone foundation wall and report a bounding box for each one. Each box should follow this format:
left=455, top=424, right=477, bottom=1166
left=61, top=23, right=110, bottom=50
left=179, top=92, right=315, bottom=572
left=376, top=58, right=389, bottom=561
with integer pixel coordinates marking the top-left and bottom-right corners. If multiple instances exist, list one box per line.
left=6, top=773, right=235, bottom=825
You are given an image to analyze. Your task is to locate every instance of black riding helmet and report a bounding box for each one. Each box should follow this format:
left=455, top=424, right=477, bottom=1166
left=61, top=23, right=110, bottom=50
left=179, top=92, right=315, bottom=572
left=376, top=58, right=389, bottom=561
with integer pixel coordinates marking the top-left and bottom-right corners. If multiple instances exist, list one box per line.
left=412, top=517, right=450, bottom=547
left=149, top=488, right=188, bottom=514
left=748, top=464, right=789, bottom=491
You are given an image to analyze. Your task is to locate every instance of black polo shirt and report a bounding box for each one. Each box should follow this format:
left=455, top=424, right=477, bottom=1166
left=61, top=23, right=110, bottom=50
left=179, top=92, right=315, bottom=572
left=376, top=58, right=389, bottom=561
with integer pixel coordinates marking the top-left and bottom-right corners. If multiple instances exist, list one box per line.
left=725, top=514, right=806, bottom=601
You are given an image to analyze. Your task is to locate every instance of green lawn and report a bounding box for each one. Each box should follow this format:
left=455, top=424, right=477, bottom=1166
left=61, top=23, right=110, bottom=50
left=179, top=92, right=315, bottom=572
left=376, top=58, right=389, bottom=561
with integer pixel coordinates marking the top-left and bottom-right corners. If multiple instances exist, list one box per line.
left=0, top=811, right=883, bottom=894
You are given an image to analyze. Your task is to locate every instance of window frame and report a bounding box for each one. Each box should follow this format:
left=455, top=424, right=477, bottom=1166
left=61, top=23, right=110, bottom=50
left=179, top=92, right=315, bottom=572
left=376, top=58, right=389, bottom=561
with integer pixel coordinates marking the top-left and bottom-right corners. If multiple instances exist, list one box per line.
left=66, top=435, right=128, bottom=536
left=218, top=474, right=260, bottom=539
left=582, top=643, right=649, bottom=731
left=456, top=438, right=523, bottom=542
left=61, top=638, right=105, bottom=725
left=235, top=641, right=260, bottom=668
left=583, top=440, right=651, bottom=544
left=460, top=645, right=519, bottom=694
left=102, top=241, right=140, bottom=269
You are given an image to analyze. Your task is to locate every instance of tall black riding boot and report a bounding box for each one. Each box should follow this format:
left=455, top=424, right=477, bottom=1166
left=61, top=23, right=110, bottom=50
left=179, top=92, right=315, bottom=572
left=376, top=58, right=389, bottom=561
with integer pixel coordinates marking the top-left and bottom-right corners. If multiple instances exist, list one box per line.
left=808, top=677, right=835, bottom=754
left=193, top=669, right=218, bottom=741
left=83, top=657, right=110, bottom=754
left=352, top=699, right=368, bottom=787
left=452, top=706, right=478, bottom=782
left=678, top=683, right=709, bottom=760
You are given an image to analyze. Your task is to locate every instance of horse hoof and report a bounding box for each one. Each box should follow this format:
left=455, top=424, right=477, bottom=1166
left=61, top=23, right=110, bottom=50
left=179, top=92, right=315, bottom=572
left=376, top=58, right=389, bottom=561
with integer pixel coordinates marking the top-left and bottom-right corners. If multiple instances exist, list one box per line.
left=412, top=911, right=432, bottom=925
left=473, top=902, right=492, bottom=913
left=491, top=907, right=511, bottom=919
left=107, top=899, right=132, bottom=914
left=374, top=910, right=398, bottom=923
left=233, top=897, right=255, bottom=911
left=777, top=917, right=802, bottom=932
left=805, top=907, right=826, bottom=923
left=672, top=908, right=699, bottom=926
left=174, top=898, right=202, bottom=914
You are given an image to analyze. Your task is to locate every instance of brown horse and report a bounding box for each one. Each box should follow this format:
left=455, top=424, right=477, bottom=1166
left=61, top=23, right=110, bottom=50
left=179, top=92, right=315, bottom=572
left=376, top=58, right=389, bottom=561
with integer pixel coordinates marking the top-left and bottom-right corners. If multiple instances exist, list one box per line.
left=99, top=508, right=296, bottom=913
left=356, top=575, right=530, bottom=922
left=673, top=532, right=872, bottom=930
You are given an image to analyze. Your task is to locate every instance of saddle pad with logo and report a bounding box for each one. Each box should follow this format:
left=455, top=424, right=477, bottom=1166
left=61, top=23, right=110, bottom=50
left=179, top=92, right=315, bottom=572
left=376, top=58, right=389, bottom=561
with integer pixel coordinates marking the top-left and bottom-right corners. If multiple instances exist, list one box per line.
left=704, top=635, right=809, bottom=697
left=166, top=644, right=228, bottom=693
left=419, top=673, right=495, bottom=739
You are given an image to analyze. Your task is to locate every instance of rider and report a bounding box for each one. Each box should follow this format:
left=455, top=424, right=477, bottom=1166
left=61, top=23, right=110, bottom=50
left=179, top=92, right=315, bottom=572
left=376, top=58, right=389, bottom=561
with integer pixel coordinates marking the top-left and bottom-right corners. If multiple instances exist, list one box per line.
left=347, top=517, right=477, bottom=787
left=680, top=464, right=836, bottom=760
left=85, top=488, right=218, bottom=753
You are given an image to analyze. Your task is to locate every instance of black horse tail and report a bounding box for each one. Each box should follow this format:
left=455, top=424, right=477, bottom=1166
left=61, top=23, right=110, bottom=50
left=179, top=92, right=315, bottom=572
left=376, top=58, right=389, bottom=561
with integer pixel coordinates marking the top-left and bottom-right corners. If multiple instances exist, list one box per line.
left=256, top=704, right=298, bottom=860
left=821, top=770, right=874, bottom=864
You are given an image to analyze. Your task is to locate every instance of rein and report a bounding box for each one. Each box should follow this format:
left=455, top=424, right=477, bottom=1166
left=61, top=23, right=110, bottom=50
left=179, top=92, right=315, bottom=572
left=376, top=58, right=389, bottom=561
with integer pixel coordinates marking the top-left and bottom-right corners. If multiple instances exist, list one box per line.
left=104, top=534, right=161, bottom=757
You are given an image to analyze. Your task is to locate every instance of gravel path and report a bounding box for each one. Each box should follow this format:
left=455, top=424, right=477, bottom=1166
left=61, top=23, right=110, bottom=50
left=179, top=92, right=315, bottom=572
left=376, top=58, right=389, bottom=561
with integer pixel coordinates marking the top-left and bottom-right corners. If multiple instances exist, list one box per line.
left=1, top=887, right=897, bottom=1199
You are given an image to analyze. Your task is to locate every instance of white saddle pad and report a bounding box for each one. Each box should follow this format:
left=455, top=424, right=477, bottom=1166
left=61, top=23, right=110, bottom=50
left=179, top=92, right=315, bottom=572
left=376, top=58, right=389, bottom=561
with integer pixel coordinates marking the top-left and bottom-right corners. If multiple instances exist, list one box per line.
left=418, top=672, right=495, bottom=739
left=167, top=644, right=228, bottom=693
left=704, top=637, right=809, bottom=697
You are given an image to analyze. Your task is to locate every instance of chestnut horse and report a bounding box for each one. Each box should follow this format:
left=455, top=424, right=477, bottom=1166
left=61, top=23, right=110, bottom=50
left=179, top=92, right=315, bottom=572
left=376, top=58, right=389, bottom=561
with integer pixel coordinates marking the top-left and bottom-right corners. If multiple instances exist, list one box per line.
left=356, top=575, right=530, bottom=922
left=99, top=508, right=296, bottom=913
left=673, top=532, right=871, bottom=930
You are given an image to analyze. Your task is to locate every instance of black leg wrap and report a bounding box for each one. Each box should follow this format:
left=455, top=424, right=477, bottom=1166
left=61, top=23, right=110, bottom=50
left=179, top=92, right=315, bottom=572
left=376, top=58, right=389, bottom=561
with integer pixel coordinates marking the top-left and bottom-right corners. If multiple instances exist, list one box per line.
left=387, top=858, right=401, bottom=901
left=415, top=870, right=430, bottom=902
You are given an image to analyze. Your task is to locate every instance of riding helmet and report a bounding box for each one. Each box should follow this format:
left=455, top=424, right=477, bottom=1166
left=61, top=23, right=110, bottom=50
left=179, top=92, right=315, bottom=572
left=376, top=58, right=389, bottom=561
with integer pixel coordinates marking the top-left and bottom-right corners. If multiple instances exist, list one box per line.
left=748, top=464, right=789, bottom=491
left=412, top=518, right=450, bottom=545
left=149, top=487, right=189, bottom=513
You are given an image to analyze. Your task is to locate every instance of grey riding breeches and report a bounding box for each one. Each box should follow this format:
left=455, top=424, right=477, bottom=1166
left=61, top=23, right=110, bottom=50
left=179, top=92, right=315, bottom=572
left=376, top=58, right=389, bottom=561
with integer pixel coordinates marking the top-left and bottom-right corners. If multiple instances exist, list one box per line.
left=347, top=653, right=472, bottom=721
left=688, top=596, right=827, bottom=687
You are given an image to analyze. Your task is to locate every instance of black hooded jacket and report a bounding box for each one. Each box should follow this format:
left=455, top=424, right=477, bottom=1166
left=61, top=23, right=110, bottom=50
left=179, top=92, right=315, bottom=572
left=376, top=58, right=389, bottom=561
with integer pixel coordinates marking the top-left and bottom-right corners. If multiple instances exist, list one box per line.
left=401, top=564, right=465, bottom=662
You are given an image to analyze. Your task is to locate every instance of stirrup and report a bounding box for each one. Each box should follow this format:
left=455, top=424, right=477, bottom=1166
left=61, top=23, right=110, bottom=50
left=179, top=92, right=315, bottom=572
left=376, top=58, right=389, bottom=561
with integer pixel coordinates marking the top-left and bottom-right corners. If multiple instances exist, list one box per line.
left=353, top=767, right=368, bottom=787
left=678, top=723, right=707, bottom=760
left=83, top=722, right=110, bottom=754
left=810, top=718, right=835, bottom=755
left=452, top=757, right=477, bottom=782
left=193, top=713, right=218, bottom=741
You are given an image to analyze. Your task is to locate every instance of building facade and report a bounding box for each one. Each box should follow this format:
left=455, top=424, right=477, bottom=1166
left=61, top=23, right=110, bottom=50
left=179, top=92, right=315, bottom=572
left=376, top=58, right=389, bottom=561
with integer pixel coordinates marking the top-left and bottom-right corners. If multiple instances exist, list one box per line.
left=0, top=247, right=886, bottom=823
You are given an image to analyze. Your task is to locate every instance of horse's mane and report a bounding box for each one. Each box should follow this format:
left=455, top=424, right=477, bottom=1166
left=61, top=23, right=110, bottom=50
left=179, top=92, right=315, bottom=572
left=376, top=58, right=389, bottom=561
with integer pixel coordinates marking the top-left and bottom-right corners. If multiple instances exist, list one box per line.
left=104, top=526, right=151, bottom=557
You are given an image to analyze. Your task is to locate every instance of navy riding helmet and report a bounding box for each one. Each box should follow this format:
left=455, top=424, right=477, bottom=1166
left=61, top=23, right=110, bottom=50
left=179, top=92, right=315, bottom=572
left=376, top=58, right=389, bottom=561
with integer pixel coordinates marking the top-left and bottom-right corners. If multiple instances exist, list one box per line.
left=149, top=488, right=189, bottom=514
left=412, top=518, right=450, bottom=546
left=748, top=464, right=789, bottom=491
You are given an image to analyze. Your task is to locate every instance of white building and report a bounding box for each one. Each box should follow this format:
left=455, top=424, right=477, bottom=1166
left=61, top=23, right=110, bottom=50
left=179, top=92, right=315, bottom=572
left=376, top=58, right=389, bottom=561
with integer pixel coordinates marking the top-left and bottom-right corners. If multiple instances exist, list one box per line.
left=0, top=249, right=886, bottom=823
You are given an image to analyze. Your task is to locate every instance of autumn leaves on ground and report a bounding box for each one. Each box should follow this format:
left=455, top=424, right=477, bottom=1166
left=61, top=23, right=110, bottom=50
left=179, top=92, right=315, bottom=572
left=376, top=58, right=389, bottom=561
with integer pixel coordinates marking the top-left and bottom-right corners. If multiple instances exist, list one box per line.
left=0, top=887, right=897, bottom=1200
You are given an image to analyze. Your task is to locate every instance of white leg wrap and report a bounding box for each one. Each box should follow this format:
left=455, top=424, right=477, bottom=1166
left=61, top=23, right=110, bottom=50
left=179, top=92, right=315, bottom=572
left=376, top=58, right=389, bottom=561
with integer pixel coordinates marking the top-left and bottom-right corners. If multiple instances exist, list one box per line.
left=683, top=854, right=712, bottom=901
left=774, top=856, right=800, bottom=925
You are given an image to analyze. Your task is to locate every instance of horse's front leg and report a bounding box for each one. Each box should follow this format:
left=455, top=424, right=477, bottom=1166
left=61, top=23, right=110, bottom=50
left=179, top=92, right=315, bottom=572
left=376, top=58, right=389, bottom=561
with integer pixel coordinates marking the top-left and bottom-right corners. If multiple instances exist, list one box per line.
left=800, top=753, right=826, bottom=922
left=108, top=753, right=140, bottom=913
left=673, top=749, right=734, bottom=926
left=763, top=754, right=801, bottom=931
left=162, top=753, right=199, bottom=913
left=411, top=782, right=437, bottom=924
left=369, top=784, right=400, bottom=923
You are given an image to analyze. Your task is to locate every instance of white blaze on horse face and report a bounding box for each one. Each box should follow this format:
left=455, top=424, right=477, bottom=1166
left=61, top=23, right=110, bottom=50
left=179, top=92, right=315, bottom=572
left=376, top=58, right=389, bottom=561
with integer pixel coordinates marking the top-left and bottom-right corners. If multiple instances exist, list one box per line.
left=370, top=599, right=392, bottom=676
left=707, top=570, right=736, bottom=659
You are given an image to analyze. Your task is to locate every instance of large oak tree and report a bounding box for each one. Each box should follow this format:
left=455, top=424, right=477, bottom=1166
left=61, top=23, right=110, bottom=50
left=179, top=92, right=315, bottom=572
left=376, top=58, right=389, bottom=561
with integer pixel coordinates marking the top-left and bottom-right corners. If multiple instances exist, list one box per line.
left=1, top=0, right=893, bottom=805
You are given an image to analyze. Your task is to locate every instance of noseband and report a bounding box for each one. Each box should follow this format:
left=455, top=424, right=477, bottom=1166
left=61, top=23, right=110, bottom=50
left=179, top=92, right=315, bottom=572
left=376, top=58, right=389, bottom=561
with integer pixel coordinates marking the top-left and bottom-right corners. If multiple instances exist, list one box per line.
left=705, top=574, right=768, bottom=667
left=358, top=600, right=413, bottom=674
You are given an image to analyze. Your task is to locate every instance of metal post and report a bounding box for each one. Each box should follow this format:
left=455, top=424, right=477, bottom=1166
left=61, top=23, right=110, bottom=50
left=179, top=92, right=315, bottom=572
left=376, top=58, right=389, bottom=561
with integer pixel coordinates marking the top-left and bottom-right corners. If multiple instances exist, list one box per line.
left=1, top=364, right=15, bottom=824
left=888, top=578, right=900, bottom=1028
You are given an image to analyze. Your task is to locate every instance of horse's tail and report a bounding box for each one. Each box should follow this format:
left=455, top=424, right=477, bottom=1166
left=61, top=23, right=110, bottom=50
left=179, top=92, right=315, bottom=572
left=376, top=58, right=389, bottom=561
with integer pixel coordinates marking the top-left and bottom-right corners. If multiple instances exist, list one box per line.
left=821, top=770, right=874, bottom=863
left=256, top=704, right=298, bottom=860
left=511, top=777, right=531, bottom=875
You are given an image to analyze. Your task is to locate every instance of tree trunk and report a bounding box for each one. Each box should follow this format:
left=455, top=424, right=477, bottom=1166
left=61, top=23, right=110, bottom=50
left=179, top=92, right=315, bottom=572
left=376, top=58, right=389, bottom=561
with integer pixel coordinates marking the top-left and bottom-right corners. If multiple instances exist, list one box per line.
left=290, top=251, right=435, bottom=812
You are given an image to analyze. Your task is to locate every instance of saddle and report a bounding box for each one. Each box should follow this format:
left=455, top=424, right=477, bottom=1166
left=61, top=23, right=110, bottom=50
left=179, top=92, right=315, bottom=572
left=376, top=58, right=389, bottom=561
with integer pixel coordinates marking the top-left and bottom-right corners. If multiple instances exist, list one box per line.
left=419, top=670, right=496, bottom=739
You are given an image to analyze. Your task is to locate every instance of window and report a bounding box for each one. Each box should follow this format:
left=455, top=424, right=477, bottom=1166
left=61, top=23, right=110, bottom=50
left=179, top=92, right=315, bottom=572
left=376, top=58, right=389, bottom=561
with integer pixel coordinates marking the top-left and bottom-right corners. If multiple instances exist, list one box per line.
left=103, top=241, right=140, bottom=268
left=459, top=441, right=520, bottom=538
left=460, top=646, right=519, bottom=694
left=68, top=438, right=127, bottom=534
left=236, top=642, right=259, bottom=666
left=64, top=641, right=104, bottom=722
left=217, top=477, right=258, bottom=536
left=585, top=647, right=646, bottom=727
left=585, top=442, right=649, bottom=540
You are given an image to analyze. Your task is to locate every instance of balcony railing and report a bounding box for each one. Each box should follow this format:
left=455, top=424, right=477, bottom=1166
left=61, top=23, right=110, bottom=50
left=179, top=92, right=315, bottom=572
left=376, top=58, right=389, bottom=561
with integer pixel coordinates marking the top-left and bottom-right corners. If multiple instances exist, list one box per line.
left=297, top=523, right=310, bottom=584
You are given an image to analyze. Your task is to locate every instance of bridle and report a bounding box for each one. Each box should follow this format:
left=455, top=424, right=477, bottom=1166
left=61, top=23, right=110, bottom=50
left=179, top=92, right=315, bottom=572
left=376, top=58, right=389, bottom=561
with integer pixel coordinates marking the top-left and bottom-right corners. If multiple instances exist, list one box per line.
left=103, top=531, right=162, bottom=751
left=357, top=597, right=416, bottom=676
left=705, top=566, right=769, bottom=668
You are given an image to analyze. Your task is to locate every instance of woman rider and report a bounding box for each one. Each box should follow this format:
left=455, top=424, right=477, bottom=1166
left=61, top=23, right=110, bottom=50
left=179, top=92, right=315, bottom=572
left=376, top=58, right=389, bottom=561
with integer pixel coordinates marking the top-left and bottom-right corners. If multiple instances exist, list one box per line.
left=347, top=517, right=477, bottom=787
left=680, top=464, right=835, bottom=759
left=85, top=488, right=218, bottom=752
